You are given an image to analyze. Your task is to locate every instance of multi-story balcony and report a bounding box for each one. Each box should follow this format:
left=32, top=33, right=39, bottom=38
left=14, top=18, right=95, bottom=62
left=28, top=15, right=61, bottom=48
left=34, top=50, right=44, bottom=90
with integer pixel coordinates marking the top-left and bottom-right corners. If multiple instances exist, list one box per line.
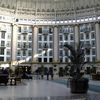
left=21, top=30, right=28, bottom=35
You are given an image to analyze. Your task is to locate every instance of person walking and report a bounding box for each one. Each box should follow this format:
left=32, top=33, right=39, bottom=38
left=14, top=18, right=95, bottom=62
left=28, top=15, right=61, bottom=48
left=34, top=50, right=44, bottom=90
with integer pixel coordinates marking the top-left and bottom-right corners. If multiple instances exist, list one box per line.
left=46, top=69, right=49, bottom=80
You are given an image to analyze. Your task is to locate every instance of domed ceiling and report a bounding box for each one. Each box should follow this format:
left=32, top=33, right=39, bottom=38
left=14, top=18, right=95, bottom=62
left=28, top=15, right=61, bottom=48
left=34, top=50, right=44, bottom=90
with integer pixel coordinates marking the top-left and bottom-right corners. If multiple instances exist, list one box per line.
left=0, top=0, right=99, bottom=12
left=0, top=0, right=100, bottom=20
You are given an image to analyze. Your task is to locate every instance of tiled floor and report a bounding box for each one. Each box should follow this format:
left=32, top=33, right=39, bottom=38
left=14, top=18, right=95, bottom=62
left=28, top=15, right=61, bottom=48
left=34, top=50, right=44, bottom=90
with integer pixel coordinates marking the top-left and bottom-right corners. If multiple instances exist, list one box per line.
left=0, top=79, right=99, bottom=100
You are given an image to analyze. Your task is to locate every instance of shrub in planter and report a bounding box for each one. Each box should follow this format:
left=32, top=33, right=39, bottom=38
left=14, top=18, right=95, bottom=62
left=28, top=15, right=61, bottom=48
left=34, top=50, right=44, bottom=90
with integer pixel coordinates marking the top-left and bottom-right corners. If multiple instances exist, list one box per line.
left=64, top=42, right=89, bottom=93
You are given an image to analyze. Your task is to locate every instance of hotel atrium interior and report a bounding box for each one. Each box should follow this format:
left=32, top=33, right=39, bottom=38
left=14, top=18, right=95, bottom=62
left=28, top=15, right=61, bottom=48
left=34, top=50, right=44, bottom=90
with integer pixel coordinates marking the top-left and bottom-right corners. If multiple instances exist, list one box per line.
left=0, top=0, right=100, bottom=100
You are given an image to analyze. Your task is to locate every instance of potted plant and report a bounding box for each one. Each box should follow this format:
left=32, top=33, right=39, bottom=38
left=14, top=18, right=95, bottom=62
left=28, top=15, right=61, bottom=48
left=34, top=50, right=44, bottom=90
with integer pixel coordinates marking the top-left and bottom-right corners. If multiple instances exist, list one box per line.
left=64, top=42, right=89, bottom=93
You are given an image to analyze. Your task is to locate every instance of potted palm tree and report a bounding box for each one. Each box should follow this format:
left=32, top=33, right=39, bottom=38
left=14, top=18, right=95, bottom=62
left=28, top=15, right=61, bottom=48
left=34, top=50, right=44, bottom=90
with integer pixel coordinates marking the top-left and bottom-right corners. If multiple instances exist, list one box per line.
left=64, top=42, right=89, bottom=93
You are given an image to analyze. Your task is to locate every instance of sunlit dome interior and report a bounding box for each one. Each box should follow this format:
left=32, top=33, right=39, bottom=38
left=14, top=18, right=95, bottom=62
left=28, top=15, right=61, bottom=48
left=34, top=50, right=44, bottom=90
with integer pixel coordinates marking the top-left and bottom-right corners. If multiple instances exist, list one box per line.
left=0, top=0, right=99, bottom=20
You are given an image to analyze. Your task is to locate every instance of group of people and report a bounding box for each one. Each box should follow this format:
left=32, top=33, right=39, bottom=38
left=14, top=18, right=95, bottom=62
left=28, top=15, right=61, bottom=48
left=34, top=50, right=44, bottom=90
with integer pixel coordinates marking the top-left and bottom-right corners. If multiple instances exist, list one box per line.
left=35, top=67, right=54, bottom=80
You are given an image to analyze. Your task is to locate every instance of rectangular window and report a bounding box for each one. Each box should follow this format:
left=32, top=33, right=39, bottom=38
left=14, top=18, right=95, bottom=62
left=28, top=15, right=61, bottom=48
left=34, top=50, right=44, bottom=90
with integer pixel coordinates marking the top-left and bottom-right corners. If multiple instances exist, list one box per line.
left=1, top=41, right=5, bottom=46
left=7, top=34, right=11, bottom=39
left=28, top=50, right=32, bottom=56
left=91, top=32, right=95, bottom=39
left=44, top=52, right=47, bottom=56
left=44, top=58, right=47, bottom=62
left=92, top=57, right=96, bottom=62
left=49, top=50, right=53, bottom=56
left=29, top=43, right=32, bottom=48
left=86, top=49, right=90, bottom=55
left=6, top=41, right=11, bottom=47
left=86, top=33, right=89, bottom=39
left=65, top=58, right=68, bottom=62
left=38, top=43, right=42, bottom=48
left=60, top=50, right=63, bottom=56
left=64, top=50, right=68, bottom=56
left=23, top=35, right=27, bottom=40
left=6, top=57, right=10, bottom=61
left=60, top=58, right=63, bottom=62
left=17, top=50, right=21, bottom=56
left=49, top=43, right=53, bottom=48
left=49, top=58, right=52, bottom=62
left=39, top=28, right=42, bottom=33
left=0, top=57, right=4, bottom=61
left=29, top=27, right=32, bottom=33
left=18, top=27, right=21, bottom=32
left=70, top=34, right=74, bottom=40
left=92, top=49, right=96, bottom=55
left=49, top=28, right=53, bottom=33
left=59, top=35, right=63, bottom=41
left=38, top=35, right=42, bottom=41
left=18, top=42, right=21, bottom=48
left=1, top=32, right=5, bottom=39
left=7, top=49, right=10, bottom=55
left=23, top=27, right=27, bottom=32
left=44, top=35, right=47, bottom=41
left=23, top=42, right=27, bottom=48
left=28, top=35, right=32, bottom=41
left=64, top=34, right=68, bottom=40
left=80, top=33, right=84, bottom=39
left=59, top=27, right=62, bottom=33
left=91, top=24, right=95, bottom=31
left=59, top=42, right=63, bottom=48
left=86, top=57, right=90, bottom=62
left=38, top=58, right=42, bottom=62
left=23, top=50, right=26, bottom=56
left=0, top=48, right=4, bottom=55
left=49, top=35, right=52, bottom=41
left=91, top=40, right=95, bottom=47
left=18, top=35, right=21, bottom=40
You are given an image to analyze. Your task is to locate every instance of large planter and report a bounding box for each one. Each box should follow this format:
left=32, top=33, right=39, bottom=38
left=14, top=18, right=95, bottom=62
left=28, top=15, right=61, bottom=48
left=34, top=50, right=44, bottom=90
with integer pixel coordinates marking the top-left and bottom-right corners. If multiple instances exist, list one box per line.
left=70, top=78, right=89, bottom=93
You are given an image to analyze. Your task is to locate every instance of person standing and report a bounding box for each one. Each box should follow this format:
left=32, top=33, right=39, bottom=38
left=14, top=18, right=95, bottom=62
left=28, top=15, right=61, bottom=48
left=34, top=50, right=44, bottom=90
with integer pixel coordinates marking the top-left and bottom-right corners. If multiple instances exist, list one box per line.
left=49, top=68, right=54, bottom=80
left=40, top=66, right=44, bottom=79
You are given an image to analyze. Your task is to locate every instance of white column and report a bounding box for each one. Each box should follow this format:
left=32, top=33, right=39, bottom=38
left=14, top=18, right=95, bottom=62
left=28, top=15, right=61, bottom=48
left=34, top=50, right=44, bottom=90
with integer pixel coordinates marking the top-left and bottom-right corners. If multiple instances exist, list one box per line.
left=74, top=24, right=80, bottom=45
left=11, top=24, right=18, bottom=61
left=53, top=26, right=59, bottom=62
left=32, top=26, right=38, bottom=62
left=95, top=22, right=100, bottom=60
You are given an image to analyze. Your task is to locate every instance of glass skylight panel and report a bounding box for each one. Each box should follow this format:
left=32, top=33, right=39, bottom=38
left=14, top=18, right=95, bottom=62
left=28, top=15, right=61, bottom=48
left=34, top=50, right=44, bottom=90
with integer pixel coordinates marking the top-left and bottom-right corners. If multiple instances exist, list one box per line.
left=56, top=21, right=59, bottom=23
left=93, top=17, right=96, bottom=20
left=98, top=16, right=100, bottom=19
left=60, top=21, right=63, bottom=23
left=81, top=19, right=84, bottom=22
left=48, top=21, right=52, bottom=23
left=77, top=19, right=80, bottom=22
left=64, top=21, right=68, bottom=23
left=89, top=18, right=92, bottom=20
left=73, top=20, right=76, bottom=22
left=85, top=18, right=88, bottom=21
left=68, top=20, right=72, bottom=23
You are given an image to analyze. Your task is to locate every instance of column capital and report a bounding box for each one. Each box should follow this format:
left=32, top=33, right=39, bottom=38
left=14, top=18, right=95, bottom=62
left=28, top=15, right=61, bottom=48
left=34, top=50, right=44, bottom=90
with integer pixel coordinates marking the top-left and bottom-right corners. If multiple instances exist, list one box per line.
left=32, top=25, right=39, bottom=28
left=95, top=21, right=100, bottom=24
left=11, top=22, right=17, bottom=25
left=74, top=24, right=80, bottom=27
left=53, top=25, right=59, bottom=28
